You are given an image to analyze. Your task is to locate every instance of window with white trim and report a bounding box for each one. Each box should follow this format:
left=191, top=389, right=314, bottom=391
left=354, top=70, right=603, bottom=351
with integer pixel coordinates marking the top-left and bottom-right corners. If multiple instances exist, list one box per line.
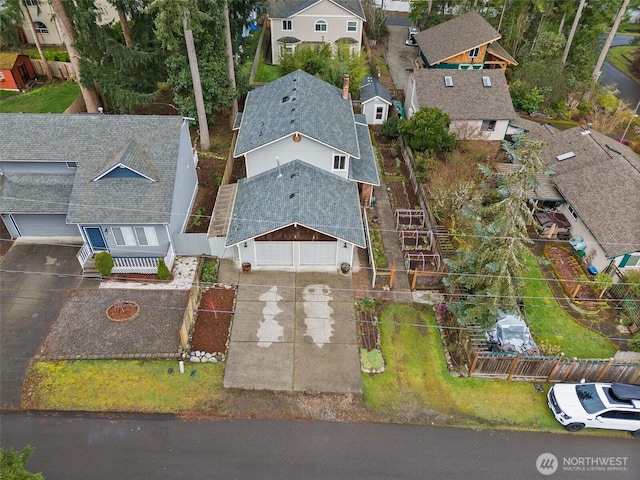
left=25, top=0, right=37, bottom=6
left=624, top=255, right=640, bottom=267
left=347, top=21, right=357, bottom=32
left=315, top=19, right=327, bottom=32
left=112, top=227, right=136, bottom=246
left=567, top=204, right=578, bottom=220
left=134, top=226, right=159, bottom=246
left=282, top=19, right=292, bottom=31
left=375, top=105, right=384, bottom=120
left=481, top=120, right=496, bottom=131
left=34, top=21, right=48, bottom=34
left=469, top=47, right=479, bottom=58
left=333, top=154, right=346, bottom=170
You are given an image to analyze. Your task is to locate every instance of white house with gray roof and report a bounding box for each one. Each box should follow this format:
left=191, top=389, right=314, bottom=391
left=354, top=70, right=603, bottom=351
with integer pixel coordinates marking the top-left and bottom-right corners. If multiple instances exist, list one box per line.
left=404, top=69, right=517, bottom=140
left=211, top=69, right=379, bottom=271
left=511, top=119, right=640, bottom=277
left=0, top=114, right=198, bottom=275
left=269, top=0, right=365, bottom=65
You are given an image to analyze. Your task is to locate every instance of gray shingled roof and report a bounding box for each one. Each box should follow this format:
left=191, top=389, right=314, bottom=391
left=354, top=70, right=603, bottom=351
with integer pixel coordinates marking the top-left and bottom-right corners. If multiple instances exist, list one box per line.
left=524, top=124, right=640, bottom=258
left=226, top=160, right=365, bottom=247
left=359, top=76, right=392, bottom=104
left=269, top=0, right=365, bottom=20
left=414, top=11, right=500, bottom=66
left=487, top=41, right=518, bottom=66
left=0, top=174, right=74, bottom=213
left=350, top=117, right=380, bottom=186
left=94, top=141, right=159, bottom=181
left=0, top=114, right=186, bottom=225
left=234, top=69, right=359, bottom=158
left=411, top=69, right=516, bottom=121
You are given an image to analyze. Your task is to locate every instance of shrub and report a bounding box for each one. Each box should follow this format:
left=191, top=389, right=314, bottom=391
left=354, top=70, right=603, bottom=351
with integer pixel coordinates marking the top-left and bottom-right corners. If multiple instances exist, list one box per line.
left=577, top=102, right=593, bottom=117
left=157, top=259, right=171, bottom=280
left=200, top=259, right=218, bottom=283
left=628, top=332, right=640, bottom=353
left=509, top=81, right=545, bottom=113
left=360, top=348, right=384, bottom=371
left=94, top=251, right=114, bottom=277
left=414, top=151, right=438, bottom=183
left=381, top=116, right=399, bottom=137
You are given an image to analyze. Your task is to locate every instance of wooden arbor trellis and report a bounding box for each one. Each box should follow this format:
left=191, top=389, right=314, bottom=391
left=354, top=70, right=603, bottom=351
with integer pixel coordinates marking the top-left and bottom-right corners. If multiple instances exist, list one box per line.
left=395, top=209, right=425, bottom=230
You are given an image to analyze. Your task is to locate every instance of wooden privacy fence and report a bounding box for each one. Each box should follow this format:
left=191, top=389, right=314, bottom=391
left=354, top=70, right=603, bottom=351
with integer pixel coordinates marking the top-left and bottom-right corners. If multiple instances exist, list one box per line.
left=468, top=351, right=640, bottom=384
left=31, top=59, right=75, bottom=80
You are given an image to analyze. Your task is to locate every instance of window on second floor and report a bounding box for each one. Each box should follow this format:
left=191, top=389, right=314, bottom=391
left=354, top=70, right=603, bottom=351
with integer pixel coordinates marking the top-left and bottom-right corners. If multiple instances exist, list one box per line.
left=24, top=0, right=37, bottom=6
left=282, top=19, right=292, bottom=31
left=333, top=154, right=346, bottom=170
left=481, top=120, right=496, bottom=131
left=469, top=47, right=480, bottom=58
left=315, top=19, right=327, bottom=32
left=347, top=21, right=357, bottom=32
left=34, top=21, right=48, bottom=34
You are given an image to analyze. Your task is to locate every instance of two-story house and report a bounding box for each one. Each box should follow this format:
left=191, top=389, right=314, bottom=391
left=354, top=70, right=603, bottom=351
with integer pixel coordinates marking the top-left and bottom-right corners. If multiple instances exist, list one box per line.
left=209, top=69, right=379, bottom=270
left=413, top=11, right=517, bottom=71
left=269, top=0, right=365, bottom=65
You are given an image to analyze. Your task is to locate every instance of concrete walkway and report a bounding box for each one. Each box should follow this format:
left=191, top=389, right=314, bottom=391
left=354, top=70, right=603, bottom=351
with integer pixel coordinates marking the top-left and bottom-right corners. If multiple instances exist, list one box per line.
left=219, top=263, right=361, bottom=393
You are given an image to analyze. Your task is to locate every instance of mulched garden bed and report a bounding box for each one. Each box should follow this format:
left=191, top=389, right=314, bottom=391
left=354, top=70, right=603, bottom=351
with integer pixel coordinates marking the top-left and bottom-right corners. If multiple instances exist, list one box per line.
left=190, top=286, right=236, bottom=355
left=546, top=245, right=601, bottom=308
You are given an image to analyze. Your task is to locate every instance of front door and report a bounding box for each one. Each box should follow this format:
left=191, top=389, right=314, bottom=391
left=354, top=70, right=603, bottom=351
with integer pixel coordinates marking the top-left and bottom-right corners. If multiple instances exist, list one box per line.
left=85, top=227, right=106, bottom=251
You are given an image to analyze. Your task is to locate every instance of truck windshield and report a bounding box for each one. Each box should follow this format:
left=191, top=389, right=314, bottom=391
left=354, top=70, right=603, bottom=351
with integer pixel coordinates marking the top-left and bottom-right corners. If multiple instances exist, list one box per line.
left=576, top=384, right=605, bottom=414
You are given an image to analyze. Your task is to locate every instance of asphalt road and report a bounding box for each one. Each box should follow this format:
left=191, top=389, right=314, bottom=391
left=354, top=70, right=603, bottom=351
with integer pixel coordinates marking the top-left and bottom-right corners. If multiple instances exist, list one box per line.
left=1, top=413, right=638, bottom=479
left=600, top=35, right=640, bottom=107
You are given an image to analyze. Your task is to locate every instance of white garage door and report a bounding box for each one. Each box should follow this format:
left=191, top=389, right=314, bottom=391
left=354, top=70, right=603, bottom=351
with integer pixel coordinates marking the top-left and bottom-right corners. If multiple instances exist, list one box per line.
left=299, top=242, right=336, bottom=266
left=9, top=214, right=79, bottom=237
left=255, top=241, right=294, bottom=266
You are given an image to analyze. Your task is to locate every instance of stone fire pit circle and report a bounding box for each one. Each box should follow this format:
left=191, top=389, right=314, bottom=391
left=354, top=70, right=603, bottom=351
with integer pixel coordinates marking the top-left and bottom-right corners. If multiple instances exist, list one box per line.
left=106, top=301, right=140, bottom=322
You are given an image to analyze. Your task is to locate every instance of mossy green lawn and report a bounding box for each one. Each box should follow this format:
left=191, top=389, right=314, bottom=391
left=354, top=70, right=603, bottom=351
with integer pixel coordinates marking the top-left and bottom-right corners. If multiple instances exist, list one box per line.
left=606, top=45, right=639, bottom=82
left=362, top=303, right=559, bottom=430
left=521, top=253, right=617, bottom=359
left=0, top=82, right=80, bottom=113
left=24, top=360, right=224, bottom=413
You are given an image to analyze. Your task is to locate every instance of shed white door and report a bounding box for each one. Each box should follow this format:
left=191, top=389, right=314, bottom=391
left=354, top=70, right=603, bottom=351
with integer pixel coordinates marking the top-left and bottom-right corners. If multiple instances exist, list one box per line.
left=255, top=241, right=294, bottom=266
left=8, top=214, right=79, bottom=236
left=299, top=241, right=336, bottom=266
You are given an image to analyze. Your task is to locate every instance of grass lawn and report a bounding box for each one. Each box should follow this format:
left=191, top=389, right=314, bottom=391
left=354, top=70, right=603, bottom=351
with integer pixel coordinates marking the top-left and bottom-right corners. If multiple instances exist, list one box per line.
left=0, top=90, right=19, bottom=100
left=362, top=303, right=561, bottom=430
left=521, top=252, right=617, bottom=359
left=254, top=60, right=280, bottom=83
left=0, top=82, right=80, bottom=113
left=19, top=46, right=70, bottom=62
left=23, top=360, right=225, bottom=413
left=606, top=45, right=639, bottom=82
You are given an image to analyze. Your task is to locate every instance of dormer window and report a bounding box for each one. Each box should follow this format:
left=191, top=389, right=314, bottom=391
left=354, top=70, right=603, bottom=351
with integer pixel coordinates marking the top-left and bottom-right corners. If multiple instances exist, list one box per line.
left=333, top=154, right=346, bottom=170
left=469, top=47, right=480, bottom=58
left=315, top=20, right=327, bottom=32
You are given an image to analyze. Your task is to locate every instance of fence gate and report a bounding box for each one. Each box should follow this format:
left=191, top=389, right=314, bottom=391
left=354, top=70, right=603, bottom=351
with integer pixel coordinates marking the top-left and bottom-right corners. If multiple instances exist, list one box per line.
left=173, top=233, right=212, bottom=256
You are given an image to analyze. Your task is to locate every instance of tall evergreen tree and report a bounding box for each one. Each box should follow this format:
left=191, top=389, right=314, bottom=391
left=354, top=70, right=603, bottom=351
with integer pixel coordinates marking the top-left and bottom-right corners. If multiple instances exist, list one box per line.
left=444, top=134, right=548, bottom=329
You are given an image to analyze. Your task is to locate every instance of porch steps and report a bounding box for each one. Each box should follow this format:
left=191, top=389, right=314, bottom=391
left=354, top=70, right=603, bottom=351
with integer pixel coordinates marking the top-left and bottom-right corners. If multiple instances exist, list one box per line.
left=82, top=259, right=102, bottom=279
left=435, top=225, right=455, bottom=258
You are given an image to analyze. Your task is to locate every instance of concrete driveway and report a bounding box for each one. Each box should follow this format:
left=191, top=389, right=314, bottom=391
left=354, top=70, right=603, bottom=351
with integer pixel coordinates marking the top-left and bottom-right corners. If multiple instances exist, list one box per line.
left=0, top=240, right=98, bottom=409
left=220, top=262, right=361, bottom=393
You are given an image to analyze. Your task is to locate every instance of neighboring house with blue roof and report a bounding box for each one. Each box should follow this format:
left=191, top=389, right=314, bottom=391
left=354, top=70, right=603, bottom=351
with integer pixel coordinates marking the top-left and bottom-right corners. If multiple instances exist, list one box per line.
left=0, top=114, right=198, bottom=275
left=359, top=76, right=392, bottom=125
left=269, top=0, right=365, bottom=65
left=210, top=69, right=379, bottom=270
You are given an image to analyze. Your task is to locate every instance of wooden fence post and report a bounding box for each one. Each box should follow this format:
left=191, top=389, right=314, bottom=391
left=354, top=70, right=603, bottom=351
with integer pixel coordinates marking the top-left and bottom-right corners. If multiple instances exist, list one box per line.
left=561, top=357, right=578, bottom=382
left=389, top=260, right=396, bottom=289
left=411, top=269, right=417, bottom=290
left=595, top=357, right=615, bottom=382
left=469, top=351, right=479, bottom=376
left=547, top=352, right=564, bottom=382
left=507, top=352, right=521, bottom=380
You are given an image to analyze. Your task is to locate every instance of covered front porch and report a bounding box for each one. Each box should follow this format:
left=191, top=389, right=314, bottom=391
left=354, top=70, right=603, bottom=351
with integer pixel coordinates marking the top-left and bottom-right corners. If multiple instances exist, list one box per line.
left=76, top=243, right=176, bottom=276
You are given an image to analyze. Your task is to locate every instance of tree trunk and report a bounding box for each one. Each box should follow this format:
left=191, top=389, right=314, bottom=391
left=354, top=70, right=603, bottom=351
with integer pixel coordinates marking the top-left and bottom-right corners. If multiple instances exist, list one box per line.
left=23, top=1, right=52, bottom=80
left=50, top=0, right=100, bottom=112
left=562, top=0, right=586, bottom=64
left=593, top=0, right=631, bottom=80
left=558, top=11, right=566, bottom=34
left=223, top=0, right=238, bottom=129
left=183, top=14, right=210, bottom=151
left=117, top=7, right=134, bottom=48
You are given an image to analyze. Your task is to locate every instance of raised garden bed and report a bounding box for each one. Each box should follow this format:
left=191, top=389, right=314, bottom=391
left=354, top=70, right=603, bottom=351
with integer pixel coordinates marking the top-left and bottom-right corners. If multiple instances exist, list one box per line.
left=357, top=299, right=384, bottom=373
left=189, top=286, right=236, bottom=361
left=545, top=245, right=602, bottom=308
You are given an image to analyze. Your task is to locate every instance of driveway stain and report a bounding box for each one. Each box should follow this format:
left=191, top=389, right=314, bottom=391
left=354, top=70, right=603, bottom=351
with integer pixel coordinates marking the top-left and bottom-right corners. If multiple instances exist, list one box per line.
left=302, top=284, right=334, bottom=348
left=257, top=286, right=284, bottom=348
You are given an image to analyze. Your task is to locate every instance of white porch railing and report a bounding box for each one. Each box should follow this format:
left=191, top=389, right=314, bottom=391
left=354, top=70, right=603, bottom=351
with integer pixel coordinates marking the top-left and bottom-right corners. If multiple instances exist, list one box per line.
left=76, top=244, right=92, bottom=268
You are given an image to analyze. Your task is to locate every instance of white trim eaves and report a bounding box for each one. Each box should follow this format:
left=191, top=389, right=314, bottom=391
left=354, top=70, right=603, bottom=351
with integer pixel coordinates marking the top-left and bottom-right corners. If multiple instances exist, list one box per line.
left=91, top=163, right=157, bottom=182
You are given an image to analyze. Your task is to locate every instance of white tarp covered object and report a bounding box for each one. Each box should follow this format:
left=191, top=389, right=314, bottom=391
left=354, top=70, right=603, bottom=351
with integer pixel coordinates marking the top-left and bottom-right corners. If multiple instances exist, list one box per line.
left=486, top=311, right=536, bottom=353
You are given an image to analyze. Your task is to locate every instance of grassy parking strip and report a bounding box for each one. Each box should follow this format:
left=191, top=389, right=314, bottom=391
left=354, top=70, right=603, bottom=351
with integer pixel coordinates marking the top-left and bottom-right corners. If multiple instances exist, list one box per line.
left=521, top=253, right=617, bottom=359
left=23, top=360, right=225, bottom=413
left=362, top=303, right=560, bottom=430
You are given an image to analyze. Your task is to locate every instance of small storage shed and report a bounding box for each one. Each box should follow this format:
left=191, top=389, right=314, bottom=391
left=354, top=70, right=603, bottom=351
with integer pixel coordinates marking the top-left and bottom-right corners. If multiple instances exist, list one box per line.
left=359, top=76, right=392, bottom=125
left=0, top=53, right=36, bottom=91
